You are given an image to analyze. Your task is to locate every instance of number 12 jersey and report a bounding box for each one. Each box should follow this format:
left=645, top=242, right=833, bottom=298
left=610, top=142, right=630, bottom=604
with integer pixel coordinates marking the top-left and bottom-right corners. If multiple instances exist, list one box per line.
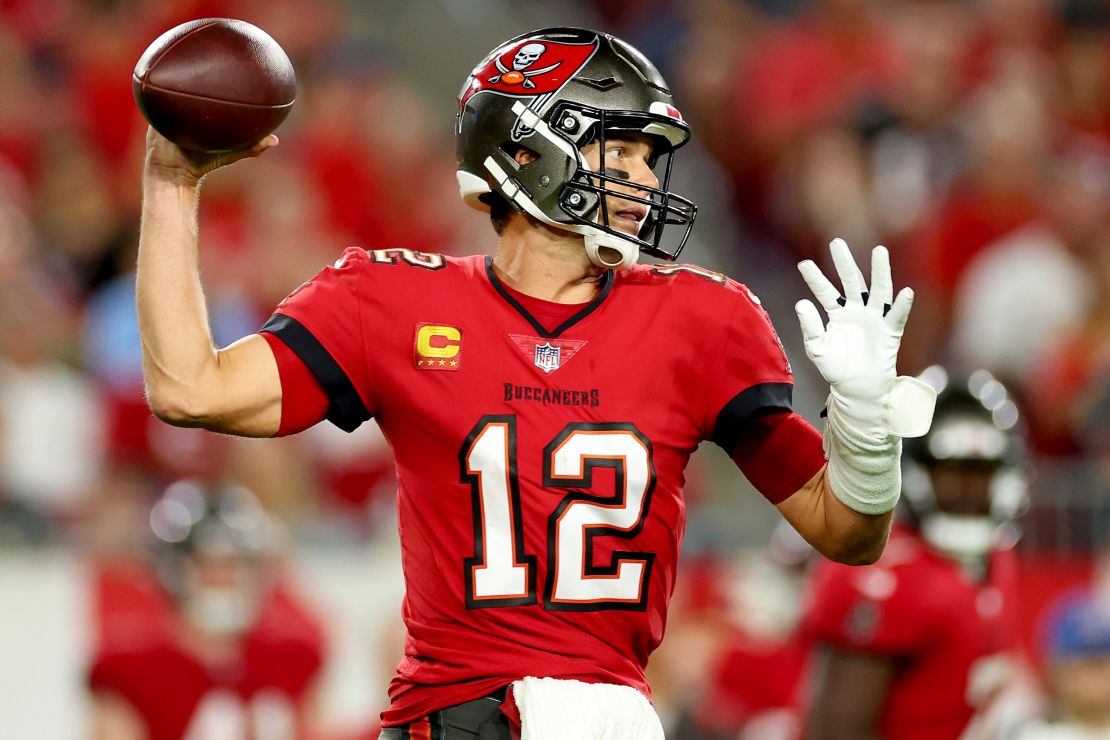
left=261, top=248, right=823, bottom=725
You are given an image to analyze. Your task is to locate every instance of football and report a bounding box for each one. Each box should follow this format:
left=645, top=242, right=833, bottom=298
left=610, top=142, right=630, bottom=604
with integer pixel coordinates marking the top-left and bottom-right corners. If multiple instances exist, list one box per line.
left=133, top=18, right=296, bottom=153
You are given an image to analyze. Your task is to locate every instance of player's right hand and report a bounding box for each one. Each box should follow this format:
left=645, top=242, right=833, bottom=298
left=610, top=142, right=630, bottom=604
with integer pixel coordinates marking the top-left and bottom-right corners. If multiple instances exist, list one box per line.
left=143, top=126, right=278, bottom=186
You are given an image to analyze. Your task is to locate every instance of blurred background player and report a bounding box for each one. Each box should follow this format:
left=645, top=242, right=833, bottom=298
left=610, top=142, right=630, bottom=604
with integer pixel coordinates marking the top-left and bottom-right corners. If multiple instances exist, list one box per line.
left=800, top=367, right=1036, bottom=740
left=88, top=479, right=326, bottom=740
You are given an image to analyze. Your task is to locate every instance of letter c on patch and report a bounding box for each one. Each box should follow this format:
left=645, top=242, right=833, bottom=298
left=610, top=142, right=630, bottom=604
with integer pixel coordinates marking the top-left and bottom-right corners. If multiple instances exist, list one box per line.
left=416, top=325, right=461, bottom=358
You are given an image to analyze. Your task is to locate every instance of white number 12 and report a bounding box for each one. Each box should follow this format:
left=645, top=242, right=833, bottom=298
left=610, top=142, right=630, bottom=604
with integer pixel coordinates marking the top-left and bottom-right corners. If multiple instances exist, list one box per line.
left=461, top=416, right=657, bottom=612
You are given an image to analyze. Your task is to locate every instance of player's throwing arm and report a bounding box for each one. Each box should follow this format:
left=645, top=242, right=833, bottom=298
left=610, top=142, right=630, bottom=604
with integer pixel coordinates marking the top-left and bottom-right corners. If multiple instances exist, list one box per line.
left=135, top=21, right=294, bottom=438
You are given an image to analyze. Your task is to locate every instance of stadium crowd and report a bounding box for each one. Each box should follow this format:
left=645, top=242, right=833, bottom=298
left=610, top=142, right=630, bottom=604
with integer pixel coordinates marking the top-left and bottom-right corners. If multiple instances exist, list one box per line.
left=0, top=0, right=1108, bottom=737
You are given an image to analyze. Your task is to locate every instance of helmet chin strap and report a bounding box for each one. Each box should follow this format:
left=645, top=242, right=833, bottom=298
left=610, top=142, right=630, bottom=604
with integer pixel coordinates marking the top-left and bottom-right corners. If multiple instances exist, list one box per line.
left=584, top=232, right=638, bottom=270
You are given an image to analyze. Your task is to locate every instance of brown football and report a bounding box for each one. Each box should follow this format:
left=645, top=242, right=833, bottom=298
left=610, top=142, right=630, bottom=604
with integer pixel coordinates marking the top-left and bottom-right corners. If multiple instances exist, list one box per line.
left=133, top=18, right=296, bottom=153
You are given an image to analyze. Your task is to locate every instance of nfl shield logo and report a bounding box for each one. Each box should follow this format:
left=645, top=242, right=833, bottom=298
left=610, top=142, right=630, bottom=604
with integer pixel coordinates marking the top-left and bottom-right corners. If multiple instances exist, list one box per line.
left=534, top=342, right=561, bottom=373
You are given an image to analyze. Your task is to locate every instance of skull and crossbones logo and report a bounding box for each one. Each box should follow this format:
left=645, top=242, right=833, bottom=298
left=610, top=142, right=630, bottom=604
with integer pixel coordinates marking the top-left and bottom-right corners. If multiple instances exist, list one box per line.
left=488, top=43, right=561, bottom=89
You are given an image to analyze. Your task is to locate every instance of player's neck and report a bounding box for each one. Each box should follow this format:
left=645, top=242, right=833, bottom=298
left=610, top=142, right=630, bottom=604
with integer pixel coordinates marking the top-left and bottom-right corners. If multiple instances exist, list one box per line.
left=493, top=219, right=606, bottom=304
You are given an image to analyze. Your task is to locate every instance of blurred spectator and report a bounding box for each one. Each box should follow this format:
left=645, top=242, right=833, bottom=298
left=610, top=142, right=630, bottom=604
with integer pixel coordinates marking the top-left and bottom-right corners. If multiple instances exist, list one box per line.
left=904, top=63, right=1053, bottom=370
left=799, top=369, right=1039, bottom=740
left=1022, top=143, right=1110, bottom=454
left=1015, top=589, right=1110, bottom=739
left=965, top=0, right=1059, bottom=85
left=585, top=0, right=687, bottom=79
left=864, top=1, right=971, bottom=240
left=671, top=0, right=759, bottom=158
left=951, top=140, right=1107, bottom=394
left=0, top=24, right=47, bottom=183
left=1056, top=0, right=1110, bottom=142
left=0, top=249, right=102, bottom=543
left=88, top=479, right=326, bottom=740
left=33, top=129, right=132, bottom=296
left=722, top=0, right=899, bottom=249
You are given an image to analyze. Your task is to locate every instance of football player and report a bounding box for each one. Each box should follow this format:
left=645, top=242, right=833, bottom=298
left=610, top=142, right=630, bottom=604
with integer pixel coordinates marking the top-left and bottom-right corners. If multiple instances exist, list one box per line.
left=89, top=480, right=325, bottom=740
left=801, top=367, right=1031, bottom=740
left=135, top=27, right=933, bottom=739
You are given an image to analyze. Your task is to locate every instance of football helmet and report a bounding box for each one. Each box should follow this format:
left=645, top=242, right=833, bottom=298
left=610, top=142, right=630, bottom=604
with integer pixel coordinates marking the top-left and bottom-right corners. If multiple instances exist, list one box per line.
left=901, top=367, right=1029, bottom=565
left=149, top=479, right=275, bottom=635
left=456, top=27, right=697, bottom=270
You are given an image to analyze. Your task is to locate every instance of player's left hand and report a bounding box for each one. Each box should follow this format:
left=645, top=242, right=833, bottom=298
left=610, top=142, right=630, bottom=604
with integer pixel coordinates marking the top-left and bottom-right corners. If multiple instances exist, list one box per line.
left=795, top=238, right=933, bottom=439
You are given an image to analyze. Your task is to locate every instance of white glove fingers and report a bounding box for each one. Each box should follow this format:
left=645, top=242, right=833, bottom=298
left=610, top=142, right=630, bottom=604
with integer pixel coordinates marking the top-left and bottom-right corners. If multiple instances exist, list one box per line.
left=870, top=245, right=894, bottom=312
left=830, top=238, right=867, bottom=305
left=886, top=286, right=914, bottom=332
left=798, top=260, right=842, bottom=312
left=795, top=298, right=825, bottom=346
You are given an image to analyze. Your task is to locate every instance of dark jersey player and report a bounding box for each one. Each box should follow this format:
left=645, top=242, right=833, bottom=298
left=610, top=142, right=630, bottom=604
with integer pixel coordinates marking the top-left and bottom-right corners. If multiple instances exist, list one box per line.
left=801, top=368, right=1031, bottom=740
left=136, top=27, right=934, bottom=739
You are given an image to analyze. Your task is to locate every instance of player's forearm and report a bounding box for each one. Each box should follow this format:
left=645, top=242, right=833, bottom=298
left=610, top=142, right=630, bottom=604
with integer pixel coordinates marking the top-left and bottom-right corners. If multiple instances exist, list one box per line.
left=777, top=465, right=892, bottom=565
left=818, top=471, right=893, bottom=565
left=136, top=173, right=222, bottom=425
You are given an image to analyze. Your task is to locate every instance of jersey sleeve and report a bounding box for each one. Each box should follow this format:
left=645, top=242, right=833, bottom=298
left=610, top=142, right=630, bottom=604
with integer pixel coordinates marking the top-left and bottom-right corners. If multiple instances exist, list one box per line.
left=731, top=411, right=825, bottom=504
left=688, top=278, right=826, bottom=500
left=261, top=332, right=330, bottom=436
left=702, top=281, right=796, bottom=452
left=260, top=247, right=375, bottom=433
left=802, top=561, right=933, bottom=655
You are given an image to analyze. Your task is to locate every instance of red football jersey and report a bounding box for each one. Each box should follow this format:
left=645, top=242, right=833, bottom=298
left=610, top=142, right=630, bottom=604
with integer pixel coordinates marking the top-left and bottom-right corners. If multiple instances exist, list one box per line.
left=262, top=249, right=822, bottom=725
left=800, top=526, right=1021, bottom=740
left=88, top=589, right=325, bottom=740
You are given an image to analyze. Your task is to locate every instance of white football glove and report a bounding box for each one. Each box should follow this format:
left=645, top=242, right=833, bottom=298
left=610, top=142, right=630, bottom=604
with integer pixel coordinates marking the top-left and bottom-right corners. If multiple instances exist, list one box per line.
left=796, top=238, right=936, bottom=514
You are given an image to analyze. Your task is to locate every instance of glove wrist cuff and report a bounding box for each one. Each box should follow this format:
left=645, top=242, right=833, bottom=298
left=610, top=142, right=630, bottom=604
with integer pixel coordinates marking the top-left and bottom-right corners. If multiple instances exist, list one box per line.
left=824, top=394, right=902, bottom=515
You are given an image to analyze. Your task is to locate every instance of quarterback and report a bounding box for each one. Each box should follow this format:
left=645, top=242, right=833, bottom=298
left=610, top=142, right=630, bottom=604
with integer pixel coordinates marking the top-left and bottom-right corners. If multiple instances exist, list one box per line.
left=136, top=27, right=934, bottom=739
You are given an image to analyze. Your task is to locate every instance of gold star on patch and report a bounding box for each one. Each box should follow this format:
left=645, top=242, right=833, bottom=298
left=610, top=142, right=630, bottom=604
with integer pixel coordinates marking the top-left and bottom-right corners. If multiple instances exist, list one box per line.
left=450, top=360, right=458, bottom=367
left=438, top=359, right=446, bottom=366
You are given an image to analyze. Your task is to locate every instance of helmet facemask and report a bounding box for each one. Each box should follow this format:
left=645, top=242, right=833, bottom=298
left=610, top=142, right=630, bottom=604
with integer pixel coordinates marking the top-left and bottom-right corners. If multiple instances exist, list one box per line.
left=554, top=104, right=696, bottom=268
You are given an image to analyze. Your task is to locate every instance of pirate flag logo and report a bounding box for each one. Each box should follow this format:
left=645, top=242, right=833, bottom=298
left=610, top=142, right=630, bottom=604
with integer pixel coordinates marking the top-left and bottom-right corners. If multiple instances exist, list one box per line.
left=488, top=43, right=562, bottom=89
left=459, top=35, right=599, bottom=138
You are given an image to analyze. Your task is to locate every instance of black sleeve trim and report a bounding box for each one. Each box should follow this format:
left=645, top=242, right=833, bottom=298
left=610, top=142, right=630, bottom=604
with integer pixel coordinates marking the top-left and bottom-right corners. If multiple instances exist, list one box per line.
left=711, top=382, right=794, bottom=453
left=260, top=314, right=371, bottom=433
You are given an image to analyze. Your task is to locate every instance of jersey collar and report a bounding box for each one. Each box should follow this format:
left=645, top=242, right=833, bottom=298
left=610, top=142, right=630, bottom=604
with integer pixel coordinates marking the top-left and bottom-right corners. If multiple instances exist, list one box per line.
left=484, top=256, right=614, bottom=338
